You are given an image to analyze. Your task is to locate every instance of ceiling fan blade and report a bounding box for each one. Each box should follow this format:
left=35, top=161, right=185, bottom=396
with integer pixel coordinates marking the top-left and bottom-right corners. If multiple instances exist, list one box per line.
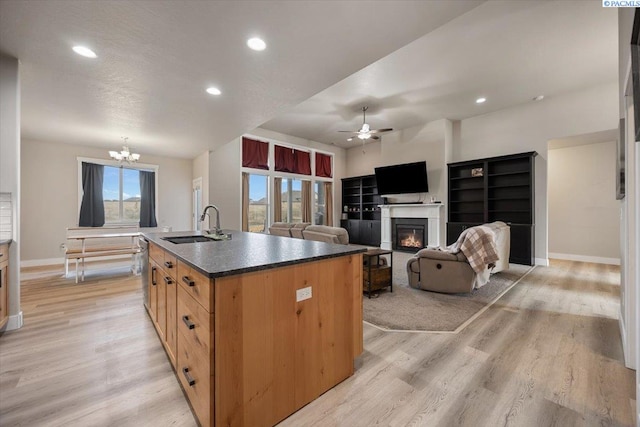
left=338, top=130, right=358, bottom=133
left=369, top=128, right=394, bottom=134
left=370, top=135, right=380, bottom=140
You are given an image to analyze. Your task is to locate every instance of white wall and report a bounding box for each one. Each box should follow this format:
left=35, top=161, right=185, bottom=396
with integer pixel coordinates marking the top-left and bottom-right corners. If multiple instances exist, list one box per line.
left=0, top=54, right=22, bottom=330
left=455, top=82, right=619, bottom=264
left=548, top=141, right=620, bottom=264
left=21, top=139, right=193, bottom=262
left=209, top=138, right=242, bottom=230
left=193, top=151, right=210, bottom=228
left=209, top=128, right=347, bottom=230
left=345, top=119, right=453, bottom=240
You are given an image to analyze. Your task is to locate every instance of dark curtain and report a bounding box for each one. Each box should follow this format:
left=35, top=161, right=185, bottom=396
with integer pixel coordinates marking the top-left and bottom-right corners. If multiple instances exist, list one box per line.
left=315, top=153, right=332, bottom=178
left=78, top=162, right=105, bottom=227
left=275, top=145, right=311, bottom=175
left=242, top=137, right=269, bottom=169
left=139, top=170, right=158, bottom=227
left=295, top=150, right=311, bottom=175
left=275, top=145, right=295, bottom=172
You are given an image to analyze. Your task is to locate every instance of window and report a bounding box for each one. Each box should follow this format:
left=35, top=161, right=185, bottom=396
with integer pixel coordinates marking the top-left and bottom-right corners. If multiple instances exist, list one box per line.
left=77, top=158, right=158, bottom=227
left=103, top=166, right=141, bottom=223
left=241, top=137, right=334, bottom=230
left=280, top=178, right=303, bottom=223
left=248, top=174, right=268, bottom=232
left=315, top=182, right=326, bottom=225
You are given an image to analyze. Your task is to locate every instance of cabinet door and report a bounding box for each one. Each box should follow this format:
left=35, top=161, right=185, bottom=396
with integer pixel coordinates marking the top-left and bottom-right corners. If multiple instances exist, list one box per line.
left=165, top=273, right=177, bottom=365
left=148, top=259, right=159, bottom=322
left=157, top=269, right=169, bottom=341
left=346, top=220, right=361, bottom=244
left=0, top=262, right=7, bottom=328
left=509, top=224, right=534, bottom=265
left=361, top=220, right=381, bottom=246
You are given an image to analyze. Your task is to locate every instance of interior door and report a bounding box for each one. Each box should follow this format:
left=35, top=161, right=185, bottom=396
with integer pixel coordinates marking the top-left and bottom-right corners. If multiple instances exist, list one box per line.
left=193, top=177, right=203, bottom=231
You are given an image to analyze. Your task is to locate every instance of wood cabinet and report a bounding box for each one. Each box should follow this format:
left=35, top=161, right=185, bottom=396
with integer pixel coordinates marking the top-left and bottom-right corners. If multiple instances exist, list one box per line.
left=341, top=175, right=382, bottom=246
left=0, top=242, right=8, bottom=329
left=148, top=243, right=178, bottom=365
left=447, top=152, right=536, bottom=265
left=148, top=241, right=363, bottom=427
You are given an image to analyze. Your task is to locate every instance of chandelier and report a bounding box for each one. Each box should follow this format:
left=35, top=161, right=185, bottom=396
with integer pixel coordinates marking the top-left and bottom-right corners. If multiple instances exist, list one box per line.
left=109, top=137, right=140, bottom=163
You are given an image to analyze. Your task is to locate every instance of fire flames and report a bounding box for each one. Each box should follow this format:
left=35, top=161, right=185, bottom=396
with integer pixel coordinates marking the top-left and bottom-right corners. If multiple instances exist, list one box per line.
left=400, top=233, right=423, bottom=248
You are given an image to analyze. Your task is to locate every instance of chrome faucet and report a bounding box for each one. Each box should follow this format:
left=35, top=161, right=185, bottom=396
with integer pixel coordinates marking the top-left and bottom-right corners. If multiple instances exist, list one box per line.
left=200, top=205, right=221, bottom=235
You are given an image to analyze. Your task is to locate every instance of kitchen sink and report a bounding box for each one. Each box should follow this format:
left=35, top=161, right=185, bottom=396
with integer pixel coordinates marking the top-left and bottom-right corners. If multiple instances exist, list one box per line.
left=162, top=235, right=216, bottom=244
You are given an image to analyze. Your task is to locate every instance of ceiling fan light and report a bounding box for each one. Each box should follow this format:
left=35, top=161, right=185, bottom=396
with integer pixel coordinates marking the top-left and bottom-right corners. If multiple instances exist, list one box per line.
left=358, top=133, right=370, bottom=140
left=361, top=123, right=370, bottom=133
left=131, top=153, right=141, bottom=161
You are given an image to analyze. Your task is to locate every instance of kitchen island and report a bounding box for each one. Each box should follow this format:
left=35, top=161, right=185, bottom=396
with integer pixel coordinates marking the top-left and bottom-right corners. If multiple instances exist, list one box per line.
left=143, top=230, right=365, bottom=427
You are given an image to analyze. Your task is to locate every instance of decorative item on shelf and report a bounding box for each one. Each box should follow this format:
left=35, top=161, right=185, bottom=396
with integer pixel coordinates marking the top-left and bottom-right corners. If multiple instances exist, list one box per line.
left=471, top=167, right=483, bottom=177
left=109, top=137, right=140, bottom=163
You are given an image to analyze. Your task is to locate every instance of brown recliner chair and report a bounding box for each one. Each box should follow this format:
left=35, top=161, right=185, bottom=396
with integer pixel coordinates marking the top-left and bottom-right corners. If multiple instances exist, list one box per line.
left=406, top=221, right=510, bottom=293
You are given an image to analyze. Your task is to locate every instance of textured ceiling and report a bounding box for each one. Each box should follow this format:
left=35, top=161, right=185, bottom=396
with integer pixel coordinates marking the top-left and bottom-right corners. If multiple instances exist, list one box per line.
left=0, top=0, right=483, bottom=158
left=261, top=1, right=619, bottom=148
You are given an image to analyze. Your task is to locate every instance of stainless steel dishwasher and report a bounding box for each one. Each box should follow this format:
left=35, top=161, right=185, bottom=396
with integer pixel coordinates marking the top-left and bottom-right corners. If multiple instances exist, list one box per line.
left=139, top=236, right=149, bottom=309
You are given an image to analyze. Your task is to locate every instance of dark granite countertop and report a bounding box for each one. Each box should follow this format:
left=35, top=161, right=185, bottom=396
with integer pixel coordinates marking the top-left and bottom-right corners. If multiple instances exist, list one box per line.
left=142, top=230, right=366, bottom=278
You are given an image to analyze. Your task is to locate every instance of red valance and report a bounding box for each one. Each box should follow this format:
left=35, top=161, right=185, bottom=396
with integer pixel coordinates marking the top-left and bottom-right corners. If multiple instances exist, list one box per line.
left=242, top=137, right=269, bottom=170
left=315, top=153, right=332, bottom=178
left=275, top=145, right=311, bottom=175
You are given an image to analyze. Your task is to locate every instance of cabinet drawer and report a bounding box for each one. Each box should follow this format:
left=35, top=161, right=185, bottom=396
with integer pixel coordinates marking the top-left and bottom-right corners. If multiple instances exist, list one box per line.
left=150, top=243, right=178, bottom=280
left=0, top=244, right=8, bottom=261
left=177, top=328, right=213, bottom=427
left=149, top=243, right=164, bottom=265
left=177, top=260, right=212, bottom=312
left=177, top=285, right=212, bottom=356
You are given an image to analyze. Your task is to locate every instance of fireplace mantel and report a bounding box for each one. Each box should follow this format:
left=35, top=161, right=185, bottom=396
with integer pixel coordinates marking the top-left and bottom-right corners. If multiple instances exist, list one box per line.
left=380, top=204, right=445, bottom=250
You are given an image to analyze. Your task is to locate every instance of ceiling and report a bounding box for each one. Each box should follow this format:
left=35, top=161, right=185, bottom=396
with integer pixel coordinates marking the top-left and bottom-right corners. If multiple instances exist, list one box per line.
left=0, top=1, right=620, bottom=158
left=0, top=0, right=484, bottom=159
left=262, top=1, right=620, bottom=148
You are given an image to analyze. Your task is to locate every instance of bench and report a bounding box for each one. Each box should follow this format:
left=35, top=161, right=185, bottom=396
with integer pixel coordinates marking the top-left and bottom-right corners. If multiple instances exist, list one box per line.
left=65, top=225, right=142, bottom=283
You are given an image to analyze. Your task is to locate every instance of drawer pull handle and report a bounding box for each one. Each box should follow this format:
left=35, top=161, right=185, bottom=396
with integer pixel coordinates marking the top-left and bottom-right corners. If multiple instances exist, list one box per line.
left=182, top=367, right=196, bottom=387
left=182, top=315, right=195, bottom=329
left=182, top=276, right=195, bottom=287
left=151, top=266, right=157, bottom=286
left=164, top=261, right=173, bottom=269
left=163, top=276, right=173, bottom=285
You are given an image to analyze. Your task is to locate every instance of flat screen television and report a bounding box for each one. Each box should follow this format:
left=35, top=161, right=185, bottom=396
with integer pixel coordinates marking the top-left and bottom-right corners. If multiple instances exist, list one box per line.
left=374, top=161, right=429, bottom=195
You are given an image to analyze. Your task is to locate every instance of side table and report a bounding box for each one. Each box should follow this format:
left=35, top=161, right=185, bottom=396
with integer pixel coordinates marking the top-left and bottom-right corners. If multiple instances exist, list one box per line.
left=363, top=248, right=393, bottom=298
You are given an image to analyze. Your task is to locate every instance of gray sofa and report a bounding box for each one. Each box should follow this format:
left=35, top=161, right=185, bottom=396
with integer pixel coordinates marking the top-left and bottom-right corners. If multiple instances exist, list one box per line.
left=406, top=221, right=510, bottom=293
left=269, top=222, right=349, bottom=245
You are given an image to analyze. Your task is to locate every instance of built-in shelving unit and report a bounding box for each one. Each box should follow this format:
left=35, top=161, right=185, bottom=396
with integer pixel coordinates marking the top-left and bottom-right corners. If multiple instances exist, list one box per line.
left=447, top=151, right=536, bottom=265
left=340, top=175, right=382, bottom=246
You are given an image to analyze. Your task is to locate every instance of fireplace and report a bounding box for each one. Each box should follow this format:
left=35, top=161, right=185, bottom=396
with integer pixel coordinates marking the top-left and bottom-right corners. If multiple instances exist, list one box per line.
left=392, top=218, right=429, bottom=252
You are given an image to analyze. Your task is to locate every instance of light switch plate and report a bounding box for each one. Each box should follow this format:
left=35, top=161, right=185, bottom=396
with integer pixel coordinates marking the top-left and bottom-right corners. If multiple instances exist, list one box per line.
left=296, top=286, right=312, bottom=302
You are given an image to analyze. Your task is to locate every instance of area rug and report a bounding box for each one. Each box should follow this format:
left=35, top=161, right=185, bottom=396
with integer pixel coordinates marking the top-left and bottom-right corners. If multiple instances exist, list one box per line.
left=363, top=251, right=534, bottom=333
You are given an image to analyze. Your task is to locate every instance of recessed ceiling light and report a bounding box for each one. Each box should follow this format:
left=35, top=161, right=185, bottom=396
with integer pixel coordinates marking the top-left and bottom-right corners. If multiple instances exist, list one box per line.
left=72, top=46, right=97, bottom=58
left=533, top=95, right=545, bottom=101
left=206, top=87, right=222, bottom=96
left=247, top=37, right=266, bottom=51
left=476, top=97, right=486, bottom=104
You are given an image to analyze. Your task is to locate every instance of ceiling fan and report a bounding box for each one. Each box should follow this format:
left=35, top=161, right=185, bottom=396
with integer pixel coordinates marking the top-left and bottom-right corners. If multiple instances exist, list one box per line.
left=338, top=107, right=393, bottom=141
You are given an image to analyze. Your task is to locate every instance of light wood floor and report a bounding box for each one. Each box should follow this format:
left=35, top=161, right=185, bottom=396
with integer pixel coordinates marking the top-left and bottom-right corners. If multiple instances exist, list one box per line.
left=0, top=260, right=635, bottom=426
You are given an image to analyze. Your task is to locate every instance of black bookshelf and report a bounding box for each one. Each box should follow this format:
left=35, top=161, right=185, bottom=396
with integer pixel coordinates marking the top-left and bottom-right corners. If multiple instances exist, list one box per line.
left=447, top=151, right=537, bottom=265
left=340, top=175, right=381, bottom=246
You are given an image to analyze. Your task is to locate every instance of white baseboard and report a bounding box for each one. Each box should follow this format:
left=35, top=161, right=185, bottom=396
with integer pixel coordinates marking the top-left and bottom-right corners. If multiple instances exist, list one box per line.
left=3, top=311, right=23, bottom=331
left=548, top=252, right=620, bottom=266
left=534, top=258, right=549, bottom=267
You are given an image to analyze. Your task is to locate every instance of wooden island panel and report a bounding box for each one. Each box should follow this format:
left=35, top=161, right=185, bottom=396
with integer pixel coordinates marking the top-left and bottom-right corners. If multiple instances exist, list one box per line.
left=215, top=254, right=362, bottom=427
